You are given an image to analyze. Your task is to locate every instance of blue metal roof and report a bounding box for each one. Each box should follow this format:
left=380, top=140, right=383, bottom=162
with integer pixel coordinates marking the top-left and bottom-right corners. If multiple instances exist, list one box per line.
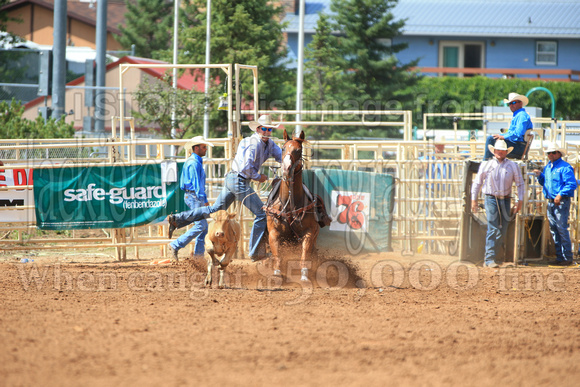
left=283, top=0, right=580, bottom=38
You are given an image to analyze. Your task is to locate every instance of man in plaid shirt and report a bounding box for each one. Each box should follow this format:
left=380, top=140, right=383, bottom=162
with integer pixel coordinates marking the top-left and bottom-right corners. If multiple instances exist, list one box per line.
left=471, top=140, right=525, bottom=268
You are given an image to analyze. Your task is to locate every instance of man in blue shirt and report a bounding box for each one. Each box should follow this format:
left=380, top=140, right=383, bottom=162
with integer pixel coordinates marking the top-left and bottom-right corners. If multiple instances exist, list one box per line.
left=167, top=115, right=282, bottom=261
left=168, top=136, right=214, bottom=263
left=483, top=92, right=533, bottom=161
left=533, top=145, right=578, bottom=266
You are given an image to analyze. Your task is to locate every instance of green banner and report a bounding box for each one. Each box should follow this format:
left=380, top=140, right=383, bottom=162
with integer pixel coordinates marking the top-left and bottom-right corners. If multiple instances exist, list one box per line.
left=303, top=169, right=395, bottom=253
left=33, top=163, right=187, bottom=230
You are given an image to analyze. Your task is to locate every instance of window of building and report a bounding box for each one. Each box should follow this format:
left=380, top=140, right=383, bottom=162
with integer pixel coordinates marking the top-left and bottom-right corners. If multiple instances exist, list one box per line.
left=536, top=41, right=557, bottom=65
left=439, top=41, right=485, bottom=77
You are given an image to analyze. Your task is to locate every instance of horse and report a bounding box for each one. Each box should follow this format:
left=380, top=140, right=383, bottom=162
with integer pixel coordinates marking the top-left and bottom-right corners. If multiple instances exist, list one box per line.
left=265, top=128, right=321, bottom=282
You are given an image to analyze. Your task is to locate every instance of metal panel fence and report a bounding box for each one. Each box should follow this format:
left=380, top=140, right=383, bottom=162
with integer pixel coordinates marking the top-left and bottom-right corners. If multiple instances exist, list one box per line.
left=2, top=115, right=580, bottom=262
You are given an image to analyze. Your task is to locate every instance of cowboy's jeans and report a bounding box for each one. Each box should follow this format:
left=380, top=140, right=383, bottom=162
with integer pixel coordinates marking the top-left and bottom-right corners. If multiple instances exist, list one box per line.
left=170, top=193, right=208, bottom=255
left=172, top=173, right=267, bottom=258
left=483, top=136, right=526, bottom=160
left=546, top=197, right=573, bottom=262
left=484, top=196, right=512, bottom=265
left=212, top=173, right=267, bottom=258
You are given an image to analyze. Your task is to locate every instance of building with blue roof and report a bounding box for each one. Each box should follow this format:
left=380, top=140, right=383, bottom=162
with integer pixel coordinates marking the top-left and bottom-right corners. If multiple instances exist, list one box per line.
left=283, top=0, right=580, bottom=80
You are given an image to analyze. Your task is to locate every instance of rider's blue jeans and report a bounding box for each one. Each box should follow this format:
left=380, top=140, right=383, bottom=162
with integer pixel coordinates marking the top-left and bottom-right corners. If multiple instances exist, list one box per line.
left=170, top=193, right=207, bottom=256
left=172, top=172, right=267, bottom=258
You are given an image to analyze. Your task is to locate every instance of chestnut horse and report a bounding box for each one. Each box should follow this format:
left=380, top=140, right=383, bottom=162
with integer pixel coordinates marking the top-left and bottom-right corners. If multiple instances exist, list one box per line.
left=265, top=128, right=320, bottom=281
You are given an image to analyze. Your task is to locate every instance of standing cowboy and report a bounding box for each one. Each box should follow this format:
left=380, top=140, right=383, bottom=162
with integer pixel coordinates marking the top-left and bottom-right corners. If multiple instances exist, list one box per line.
left=471, top=140, right=525, bottom=267
left=168, top=115, right=282, bottom=261
left=167, top=136, right=213, bottom=263
left=533, top=145, right=578, bottom=266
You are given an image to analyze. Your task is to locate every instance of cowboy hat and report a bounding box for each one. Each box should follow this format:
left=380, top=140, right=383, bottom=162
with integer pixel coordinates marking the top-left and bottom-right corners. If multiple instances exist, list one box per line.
left=503, top=92, right=529, bottom=107
left=544, top=144, right=566, bottom=156
left=184, top=136, right=214, bottom=150
left=488, top=139, right=513, bottom=155
left=249, top=115, right=280, bottom=131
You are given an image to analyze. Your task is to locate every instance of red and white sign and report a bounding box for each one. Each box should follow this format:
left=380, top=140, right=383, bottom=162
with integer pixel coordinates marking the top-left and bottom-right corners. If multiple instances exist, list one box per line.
left=0, top=167, right=35, bottom=222
left=330, top=190, right=370, bottom=232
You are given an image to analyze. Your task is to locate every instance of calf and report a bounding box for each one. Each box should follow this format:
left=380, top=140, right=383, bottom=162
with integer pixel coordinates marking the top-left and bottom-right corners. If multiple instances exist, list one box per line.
left=204, top=211, right=241, bottom=288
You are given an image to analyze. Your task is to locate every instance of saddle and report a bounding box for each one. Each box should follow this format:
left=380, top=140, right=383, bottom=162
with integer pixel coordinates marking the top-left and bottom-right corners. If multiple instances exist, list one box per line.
left=266, top=178, right=332, bottom=228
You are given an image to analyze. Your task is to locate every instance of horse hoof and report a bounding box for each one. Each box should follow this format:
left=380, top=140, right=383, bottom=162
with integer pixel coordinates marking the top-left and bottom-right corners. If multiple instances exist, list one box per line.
left=300, top=268, right=308, bottom=282
left=273, top=269, right=281, bottom=276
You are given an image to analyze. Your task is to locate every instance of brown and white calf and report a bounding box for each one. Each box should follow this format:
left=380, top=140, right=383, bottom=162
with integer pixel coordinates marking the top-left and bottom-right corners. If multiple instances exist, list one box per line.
left=204, top=211, right=241, bottom=288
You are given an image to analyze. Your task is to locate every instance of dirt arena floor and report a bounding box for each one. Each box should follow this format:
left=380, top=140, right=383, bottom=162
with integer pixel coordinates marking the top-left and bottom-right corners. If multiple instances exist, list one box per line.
left=1, top=248, right=580, bottom=387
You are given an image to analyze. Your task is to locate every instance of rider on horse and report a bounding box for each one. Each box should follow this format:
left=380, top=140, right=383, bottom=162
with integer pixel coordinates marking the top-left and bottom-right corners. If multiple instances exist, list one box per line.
left=167, top=115, right=282, bottom=261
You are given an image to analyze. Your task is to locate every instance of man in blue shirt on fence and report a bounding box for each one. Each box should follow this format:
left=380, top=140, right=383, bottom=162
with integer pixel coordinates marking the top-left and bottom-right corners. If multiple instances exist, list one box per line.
left=533, top=145, right=578, bottom=266
left=167, top=136, right=213, bottom=263
left=167, top=115, right=282, bottom=262
left=483, top=92, right=533, bottom=161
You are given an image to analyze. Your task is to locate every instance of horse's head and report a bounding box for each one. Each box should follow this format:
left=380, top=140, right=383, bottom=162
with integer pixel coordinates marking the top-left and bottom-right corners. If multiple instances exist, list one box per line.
left=281, top=128, right=305, bottom=181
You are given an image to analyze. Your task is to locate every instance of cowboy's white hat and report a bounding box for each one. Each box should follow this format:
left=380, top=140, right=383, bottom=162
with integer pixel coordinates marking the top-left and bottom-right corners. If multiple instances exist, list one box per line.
left=544, top=144, right=566, bottom=156
left=503, top=92, right=529, bottom=107
left=488, top=139, right=513, bottom=155
left=184, top=136, right=214, bottom=150
left=249, top=115, right=280, bottom=131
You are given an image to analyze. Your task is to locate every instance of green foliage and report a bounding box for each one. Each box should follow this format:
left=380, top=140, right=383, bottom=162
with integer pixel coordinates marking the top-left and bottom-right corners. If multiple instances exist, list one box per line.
left=302, top=0, right=420, bottom=140
left=330, top=0, right=419, bottom=102
left=0, top=100, right=74, bottom=139
left=0, top=50, right=30, bottom=92
left=131, top=73, right=222, bottom=139
left=115, top=0, right=173, bottom=59
left=0, top=0, right=23, bottom=47
left=168, top=0, right=291, bottom=104
left=302, top=14, right=359, bottom=140
left=407, top=77, right=580, bottom=130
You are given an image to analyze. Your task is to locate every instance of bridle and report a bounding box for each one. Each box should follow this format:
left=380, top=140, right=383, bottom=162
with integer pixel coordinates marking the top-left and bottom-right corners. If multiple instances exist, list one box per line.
left=264, top=132, right=317, bottom=240
left=281, top=139, right=304, bottom=184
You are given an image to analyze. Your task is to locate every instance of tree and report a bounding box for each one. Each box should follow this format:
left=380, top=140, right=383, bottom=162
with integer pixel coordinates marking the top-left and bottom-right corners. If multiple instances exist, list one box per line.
left=302, top=14, right=365, bottom=140
left=0, top=0, right=26, bottom=85
left=302, top=0, right=419, bottom=139
left=131, top=73, right=221, bottom=140
left=116, top=0, right=173, bottom=59
left=170, top=0, right=291, bottom=105
left=132, top=0, right=293, bottom=140
left=303, top=14, right=352, bottom=107
left=0, top=100, right=74, bottom=139
left=0, top=0, right=23, bottom=47
left=330, top=0, right=419, bottom=104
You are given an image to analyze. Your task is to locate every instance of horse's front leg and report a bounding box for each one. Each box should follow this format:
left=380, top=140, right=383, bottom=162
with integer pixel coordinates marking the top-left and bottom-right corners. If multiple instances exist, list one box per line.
left=268, top=226, right=282, bottom=276
left=300, top=229, right=319, bottom=281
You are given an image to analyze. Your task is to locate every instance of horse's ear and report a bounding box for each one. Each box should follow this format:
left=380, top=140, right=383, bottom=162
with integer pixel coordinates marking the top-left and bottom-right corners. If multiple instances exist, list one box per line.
left=298, top=129, right=305, bottom=142
left=283, top=129, right=289, bottom=141
left=293, top=128, right=305, bottom=142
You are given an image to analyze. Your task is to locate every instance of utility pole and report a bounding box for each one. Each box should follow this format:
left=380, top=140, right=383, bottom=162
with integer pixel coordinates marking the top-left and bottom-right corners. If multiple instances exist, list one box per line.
left=203, top=0, right=211, bottom=139
left=51, top=0, right=67, bottom=119
left=295, top=0, right=305, bottom=132
left=95, top=0, right=108, bottom=133
left=171, top=0, right=180, bottom=156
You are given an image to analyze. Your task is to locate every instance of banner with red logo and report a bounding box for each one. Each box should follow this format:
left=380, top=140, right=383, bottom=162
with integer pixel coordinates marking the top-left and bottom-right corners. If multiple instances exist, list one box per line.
left=303, top=169, right=395, bottom=253
left=0, top=166, right=35, bottom=222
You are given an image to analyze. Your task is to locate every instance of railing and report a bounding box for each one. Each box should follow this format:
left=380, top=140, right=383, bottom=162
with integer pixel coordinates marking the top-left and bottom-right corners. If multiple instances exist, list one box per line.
left=415, top=67, right=580, bottom=82
left=2, top=112, right=580, bottom=261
